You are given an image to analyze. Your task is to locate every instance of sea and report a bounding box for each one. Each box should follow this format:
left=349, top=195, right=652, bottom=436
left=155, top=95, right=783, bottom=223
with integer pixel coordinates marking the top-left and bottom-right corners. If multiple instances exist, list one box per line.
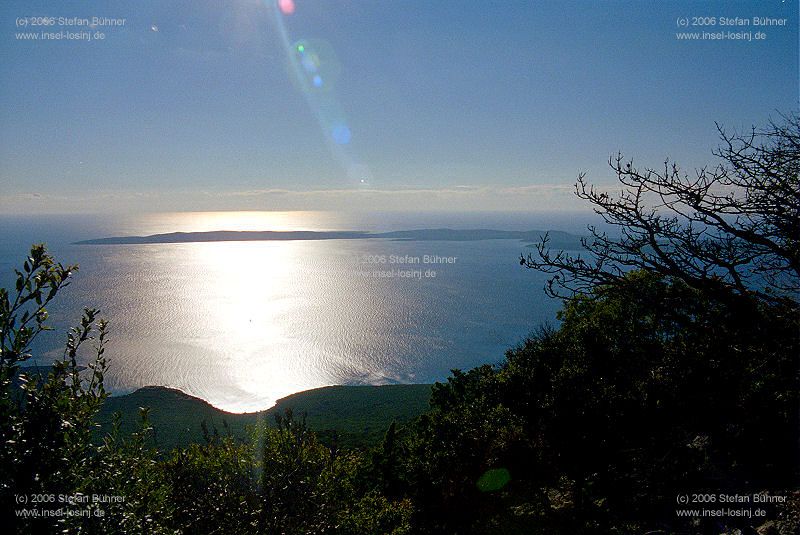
left=0, top=210, right=593, bottom=412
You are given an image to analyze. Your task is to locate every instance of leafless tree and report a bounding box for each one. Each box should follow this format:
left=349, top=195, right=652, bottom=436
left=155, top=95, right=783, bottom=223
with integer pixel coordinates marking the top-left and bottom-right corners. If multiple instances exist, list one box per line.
left=521, top=113, right=799, bottom=307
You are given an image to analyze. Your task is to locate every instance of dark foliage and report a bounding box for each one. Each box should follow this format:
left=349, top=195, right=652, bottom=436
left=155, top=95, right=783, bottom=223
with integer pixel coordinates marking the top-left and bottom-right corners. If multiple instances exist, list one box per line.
left=388, top=114, right=800, bottom=533
left=376, top=272, right=798, bottom=533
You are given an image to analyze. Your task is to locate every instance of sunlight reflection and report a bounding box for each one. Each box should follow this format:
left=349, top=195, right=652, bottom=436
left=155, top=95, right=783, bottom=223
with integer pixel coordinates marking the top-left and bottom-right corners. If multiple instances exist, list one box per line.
left=187, top=240, right=329, bottom=412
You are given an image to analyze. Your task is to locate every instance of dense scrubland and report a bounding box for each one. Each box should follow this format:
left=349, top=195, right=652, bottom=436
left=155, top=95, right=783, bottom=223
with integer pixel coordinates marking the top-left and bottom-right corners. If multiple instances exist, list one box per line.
left=2, top=116, right=798, bottom=533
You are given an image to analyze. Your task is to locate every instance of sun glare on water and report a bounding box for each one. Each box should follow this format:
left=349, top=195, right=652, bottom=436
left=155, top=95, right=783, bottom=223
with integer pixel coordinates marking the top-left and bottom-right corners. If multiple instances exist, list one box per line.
left=98, top=211, right=414, bottom=412
left=185, top=239, right=329, bottom=412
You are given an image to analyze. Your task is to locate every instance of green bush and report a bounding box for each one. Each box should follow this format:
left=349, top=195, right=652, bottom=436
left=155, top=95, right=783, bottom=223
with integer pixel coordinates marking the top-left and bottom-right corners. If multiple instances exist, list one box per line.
left=1, top=245, right=110, bottom=533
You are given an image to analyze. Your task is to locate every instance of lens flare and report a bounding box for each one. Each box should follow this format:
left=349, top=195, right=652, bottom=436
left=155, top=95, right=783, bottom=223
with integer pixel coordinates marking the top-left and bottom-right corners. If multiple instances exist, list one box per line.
left=332, top=125, right=352, bottom=144
left=476, top=468, right=511, bottom=492
left=270, top=1, right=372, bottom=186
left=292, top=40, right=340, bottom=90
left=278, top=0, right=295, bottom=15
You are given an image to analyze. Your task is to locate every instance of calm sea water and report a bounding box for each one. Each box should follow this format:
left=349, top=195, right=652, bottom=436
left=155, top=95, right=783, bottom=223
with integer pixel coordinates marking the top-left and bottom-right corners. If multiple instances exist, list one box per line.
left=0, top=211, right=590, bottom=412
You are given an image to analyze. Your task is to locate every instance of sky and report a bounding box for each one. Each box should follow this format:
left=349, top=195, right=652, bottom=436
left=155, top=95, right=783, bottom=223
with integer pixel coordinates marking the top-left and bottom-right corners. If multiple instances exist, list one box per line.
left=0, top=0, right=797, bottom=214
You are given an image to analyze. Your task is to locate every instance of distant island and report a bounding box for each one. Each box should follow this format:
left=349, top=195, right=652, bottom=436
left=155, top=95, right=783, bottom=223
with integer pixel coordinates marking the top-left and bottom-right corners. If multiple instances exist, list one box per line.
left=75, top=228, right=583, bottom=248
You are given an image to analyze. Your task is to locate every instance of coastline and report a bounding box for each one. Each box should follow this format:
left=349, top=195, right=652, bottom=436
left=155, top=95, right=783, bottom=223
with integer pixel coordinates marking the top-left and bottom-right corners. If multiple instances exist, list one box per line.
left=98, top=383, right=433, bottom=450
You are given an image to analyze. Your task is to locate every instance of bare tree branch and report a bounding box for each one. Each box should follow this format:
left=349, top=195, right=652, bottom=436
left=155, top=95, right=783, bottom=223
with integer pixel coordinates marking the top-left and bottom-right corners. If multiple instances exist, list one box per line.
left=521, top=113, right=799, bottom=307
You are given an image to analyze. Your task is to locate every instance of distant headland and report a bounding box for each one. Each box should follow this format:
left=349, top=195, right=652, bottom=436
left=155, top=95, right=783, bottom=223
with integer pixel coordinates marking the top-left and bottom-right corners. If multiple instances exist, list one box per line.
left=74, top=228, right=583, bottom=247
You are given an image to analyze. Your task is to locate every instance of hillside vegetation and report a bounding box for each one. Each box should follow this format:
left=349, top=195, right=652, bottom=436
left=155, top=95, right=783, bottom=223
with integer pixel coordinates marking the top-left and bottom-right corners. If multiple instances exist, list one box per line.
left=98, top=384, right=432, bottom=450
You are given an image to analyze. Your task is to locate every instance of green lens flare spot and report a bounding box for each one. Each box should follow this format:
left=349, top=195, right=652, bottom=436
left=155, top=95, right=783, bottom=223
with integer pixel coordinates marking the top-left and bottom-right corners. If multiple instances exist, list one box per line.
left=297, top=45, right=305, bottom=53
left=476, top=468, right=511, bottom=492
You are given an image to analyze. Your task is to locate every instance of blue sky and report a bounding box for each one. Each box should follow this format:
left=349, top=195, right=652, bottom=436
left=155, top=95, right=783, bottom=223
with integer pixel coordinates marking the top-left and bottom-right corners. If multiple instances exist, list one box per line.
left=0, top=0, right=797, bottom=213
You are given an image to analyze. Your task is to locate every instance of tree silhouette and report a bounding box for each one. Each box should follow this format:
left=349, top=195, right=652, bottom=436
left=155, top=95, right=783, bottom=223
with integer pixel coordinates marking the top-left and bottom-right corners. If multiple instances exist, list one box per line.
left=522, top=113, right=799, bottom=307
